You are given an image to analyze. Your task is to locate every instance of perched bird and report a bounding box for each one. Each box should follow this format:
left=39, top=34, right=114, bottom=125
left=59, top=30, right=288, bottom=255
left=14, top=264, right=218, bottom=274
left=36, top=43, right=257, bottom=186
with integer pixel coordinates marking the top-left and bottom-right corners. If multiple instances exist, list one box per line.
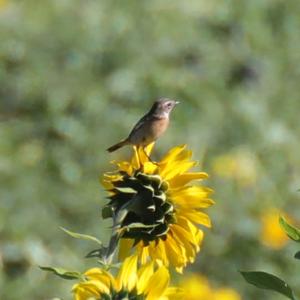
left=107, top=98, right=179, bottom=153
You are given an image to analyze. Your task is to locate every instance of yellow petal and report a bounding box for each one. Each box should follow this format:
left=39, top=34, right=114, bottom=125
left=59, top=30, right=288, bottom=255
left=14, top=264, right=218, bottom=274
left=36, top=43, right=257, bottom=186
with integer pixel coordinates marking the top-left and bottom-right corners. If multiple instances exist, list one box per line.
left=160, top=161, right=196, bottom=181
left=160, top=145, right=187, bottom=164
left=101, top=180, right=113, bottom=190
left=136, top=261, right=155, bottom=294
left=143, top=161, right=158, bottom=174
left=171, top=186, right=214, bottom=208
left=171, top=225, right=197, bottom=262
left=260, top=209, right=290, bottom=249
left=162, top=148, right=193, bottom=166
left=173, top=196, right=214, bottom=209
left=102, top=173, right=124, bottom=190
left=138, top=243, right=150, bottom=265
left=172, top=149, right=193, bottom=162
left=131, top=143, right=155, bottom=168
left=118, top=238, right=134, bottom=261
left=163, top=287, right=185, bottom=299
left=180, top=210, right=212, bottom=227
left=214, top=288, right=241, bottom=300
left=103, top=173, right=123, bottom=182
left=116, top=255, right=138, bottom=292
left=173, top=186, right=213, bottom=198
left=145, top=267, right=170, bottom=300
left=130, top=146, right=141, bottom=169
left=179, top=275, right=213, bottom=298
left=168, top=172, right=208, bottom=188
left=115, top=161, right=133, bottom=175
left=84, top=268, right=115, bottom=291
left=73, top=284, right=92, bottom=300
left=72, top=281, right=109, bottom=299
left=163, top=235, right=186, bottom=272
left=145, top=142, right=155, bottom=155
left=149, top=239, right=169, bottom=266
left=177, top=216, right=204, bottom=250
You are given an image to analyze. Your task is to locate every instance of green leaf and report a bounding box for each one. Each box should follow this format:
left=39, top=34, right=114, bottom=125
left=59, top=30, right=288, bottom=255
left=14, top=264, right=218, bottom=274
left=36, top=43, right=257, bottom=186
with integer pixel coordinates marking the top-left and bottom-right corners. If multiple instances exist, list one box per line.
left=60, top=227, right=102, bottom=245
left=85, top=248, right=103, bottom=258
left=39, top=266, right=81, bottom=280
left=124, top=222, right=158, bottom=229
left=279, top=216, right=300, bottom=242
left=102, top=205, right=113, bottom=219
left=295, top=251, right=300, bottom=260
left=240, top=271, right=297, bottom=300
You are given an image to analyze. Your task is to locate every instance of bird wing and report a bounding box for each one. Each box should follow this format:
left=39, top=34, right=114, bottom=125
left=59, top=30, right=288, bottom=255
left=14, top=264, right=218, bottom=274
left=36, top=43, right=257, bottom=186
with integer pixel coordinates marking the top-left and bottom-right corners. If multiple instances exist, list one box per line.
left=128, top=113, right=151, bottom=138
left=128, top=113, right=164, bottom=140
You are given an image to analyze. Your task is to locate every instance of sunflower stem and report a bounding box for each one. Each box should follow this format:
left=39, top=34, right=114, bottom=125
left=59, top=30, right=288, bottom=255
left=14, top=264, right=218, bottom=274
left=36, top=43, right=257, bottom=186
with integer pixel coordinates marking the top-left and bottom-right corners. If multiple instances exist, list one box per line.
left=103, top=231, right=121, bottom=265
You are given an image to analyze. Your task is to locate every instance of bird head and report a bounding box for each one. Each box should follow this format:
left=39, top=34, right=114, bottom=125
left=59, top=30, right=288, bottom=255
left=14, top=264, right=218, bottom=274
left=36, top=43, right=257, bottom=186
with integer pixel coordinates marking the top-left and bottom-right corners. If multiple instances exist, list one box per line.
left=151, top=97, right=179, bottom=117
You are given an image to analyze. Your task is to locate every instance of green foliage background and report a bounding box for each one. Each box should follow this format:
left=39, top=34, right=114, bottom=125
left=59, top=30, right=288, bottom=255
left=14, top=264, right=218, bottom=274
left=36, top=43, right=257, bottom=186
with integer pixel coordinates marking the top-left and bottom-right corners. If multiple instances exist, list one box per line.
left=1, top=1, right=300, bottom=299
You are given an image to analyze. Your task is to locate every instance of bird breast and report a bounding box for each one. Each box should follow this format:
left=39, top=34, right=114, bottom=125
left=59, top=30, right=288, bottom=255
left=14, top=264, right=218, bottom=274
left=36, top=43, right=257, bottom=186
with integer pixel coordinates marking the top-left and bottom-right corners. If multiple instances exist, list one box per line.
left=149, top=117, right=169, bottom=140
left=130, top=117, right=169, bottom=146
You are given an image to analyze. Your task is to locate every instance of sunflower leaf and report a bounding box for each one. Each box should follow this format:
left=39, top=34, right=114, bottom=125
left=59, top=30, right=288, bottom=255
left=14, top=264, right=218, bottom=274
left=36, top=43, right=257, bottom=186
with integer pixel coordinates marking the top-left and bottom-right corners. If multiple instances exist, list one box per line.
left=279, top=216, right=300, bottom=242
left=60, top=227, right=102, bottom=245
left=295, top=251, right=300, bottom=260
left=240, top=271, right=297, bottom=300
left=124, top=222, right=159, bottom=229
left=39, top=266, right=81, bottom=280
left=102, top=205, right=113, bottom=219
left=85, top=248, right=105, bottom=258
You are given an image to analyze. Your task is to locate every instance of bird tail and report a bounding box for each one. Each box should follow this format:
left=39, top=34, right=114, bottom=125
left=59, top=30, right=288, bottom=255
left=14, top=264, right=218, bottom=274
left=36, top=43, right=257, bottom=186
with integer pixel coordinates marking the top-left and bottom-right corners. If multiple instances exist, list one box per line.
left=107, top=139, right=130, bottom=152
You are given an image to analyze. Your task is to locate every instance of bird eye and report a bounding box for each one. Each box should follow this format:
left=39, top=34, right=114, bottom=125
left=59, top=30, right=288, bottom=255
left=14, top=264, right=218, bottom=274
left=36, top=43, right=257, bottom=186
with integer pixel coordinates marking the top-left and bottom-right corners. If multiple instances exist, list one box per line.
left=167, top=102, right=172, bottom=107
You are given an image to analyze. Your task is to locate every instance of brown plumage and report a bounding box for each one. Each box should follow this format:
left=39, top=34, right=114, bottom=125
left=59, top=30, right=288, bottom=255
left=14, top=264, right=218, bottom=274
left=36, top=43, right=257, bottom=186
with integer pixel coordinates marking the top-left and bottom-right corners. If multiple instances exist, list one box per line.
left=106, top=139, right=130, bottom=152
left=107, top=98, right=179, bottom=152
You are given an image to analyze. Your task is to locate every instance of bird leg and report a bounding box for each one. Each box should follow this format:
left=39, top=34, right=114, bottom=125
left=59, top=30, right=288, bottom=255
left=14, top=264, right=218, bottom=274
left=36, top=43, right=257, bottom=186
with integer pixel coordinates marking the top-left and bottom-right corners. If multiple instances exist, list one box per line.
left=142, top=147, right=159, bottom=165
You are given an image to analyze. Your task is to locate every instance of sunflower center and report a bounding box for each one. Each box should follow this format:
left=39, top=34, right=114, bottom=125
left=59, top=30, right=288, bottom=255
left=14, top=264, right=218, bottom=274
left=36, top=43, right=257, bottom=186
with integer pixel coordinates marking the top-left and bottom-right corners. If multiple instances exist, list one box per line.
left=103, top=170, right=176, bottom=244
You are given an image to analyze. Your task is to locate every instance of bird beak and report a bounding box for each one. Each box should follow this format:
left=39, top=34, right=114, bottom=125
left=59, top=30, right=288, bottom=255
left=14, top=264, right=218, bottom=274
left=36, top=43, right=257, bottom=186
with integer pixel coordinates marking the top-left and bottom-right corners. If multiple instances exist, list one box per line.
left=175, top=101, right=180, bottom=105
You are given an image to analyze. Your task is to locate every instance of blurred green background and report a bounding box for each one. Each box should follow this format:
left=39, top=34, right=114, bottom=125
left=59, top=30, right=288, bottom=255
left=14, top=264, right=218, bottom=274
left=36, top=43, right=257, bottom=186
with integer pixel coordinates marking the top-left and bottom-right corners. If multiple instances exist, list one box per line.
left=1, top=0, right=300, bottom=299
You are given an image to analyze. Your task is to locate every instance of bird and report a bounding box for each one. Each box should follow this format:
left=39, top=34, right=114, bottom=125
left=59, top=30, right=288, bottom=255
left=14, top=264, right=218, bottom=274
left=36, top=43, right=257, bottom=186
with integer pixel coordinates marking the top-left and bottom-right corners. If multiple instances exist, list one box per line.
left=107, top=98, right=179, bottom=154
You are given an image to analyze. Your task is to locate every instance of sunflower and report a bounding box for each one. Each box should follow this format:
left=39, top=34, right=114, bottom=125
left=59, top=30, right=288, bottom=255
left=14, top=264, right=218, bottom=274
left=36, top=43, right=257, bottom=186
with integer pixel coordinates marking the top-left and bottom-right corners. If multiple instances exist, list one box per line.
left=178, top=274, right=241, bottom=300
left=260, top=208, right=290, bottom=249
left=102, top=144, right=214, bottom=272
left=72, top=255, right=182, bottom=300
left=0, top=0, right=7, bottom=10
